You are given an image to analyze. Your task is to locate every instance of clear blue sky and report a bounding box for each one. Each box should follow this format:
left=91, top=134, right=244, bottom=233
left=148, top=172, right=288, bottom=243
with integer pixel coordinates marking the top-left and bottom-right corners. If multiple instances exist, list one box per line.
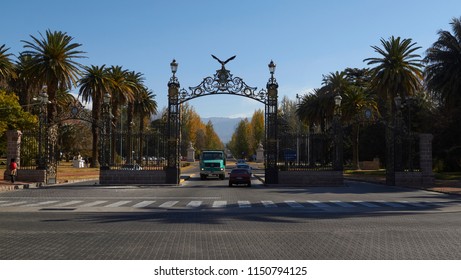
left=2, top=0, right=460, bottom=118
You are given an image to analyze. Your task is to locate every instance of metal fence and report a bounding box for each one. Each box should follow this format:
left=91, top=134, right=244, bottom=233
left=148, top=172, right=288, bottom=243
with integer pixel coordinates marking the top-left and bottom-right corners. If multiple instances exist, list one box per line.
left=401, top=133, right=420, bottom=171
left=278, top=131, right=335, bottom=171
left=109, top=130, right=168, bottom=171
left=19, top=130, right=46, bottom=170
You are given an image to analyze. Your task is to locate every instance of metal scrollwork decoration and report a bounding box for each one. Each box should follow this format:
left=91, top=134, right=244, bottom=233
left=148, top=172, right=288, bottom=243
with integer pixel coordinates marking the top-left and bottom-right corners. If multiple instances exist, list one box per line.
left=178, top=55, right=267, bottom=104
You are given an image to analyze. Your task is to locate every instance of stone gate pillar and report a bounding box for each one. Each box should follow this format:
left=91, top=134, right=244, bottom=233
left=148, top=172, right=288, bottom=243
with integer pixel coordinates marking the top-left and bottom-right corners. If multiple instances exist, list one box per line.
left=4, top=130, right=22, bottom=180
left=419, top=133, right=434, bottom=187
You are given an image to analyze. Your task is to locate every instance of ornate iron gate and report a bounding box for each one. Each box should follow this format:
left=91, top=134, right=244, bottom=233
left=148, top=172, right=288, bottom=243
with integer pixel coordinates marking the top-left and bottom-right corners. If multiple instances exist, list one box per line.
left=166, top=56, right=279, bottom=184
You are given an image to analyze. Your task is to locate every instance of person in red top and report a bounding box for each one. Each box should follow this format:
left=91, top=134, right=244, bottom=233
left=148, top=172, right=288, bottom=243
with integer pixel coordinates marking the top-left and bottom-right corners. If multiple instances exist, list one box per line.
left=9, top=158, right=17, bottom=183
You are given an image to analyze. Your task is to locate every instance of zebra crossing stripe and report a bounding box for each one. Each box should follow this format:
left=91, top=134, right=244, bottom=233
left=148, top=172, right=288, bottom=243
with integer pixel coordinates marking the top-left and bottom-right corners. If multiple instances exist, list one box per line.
left=261, top=200, right=277, bottom=207
left=238, top=201, right=251, bottom=208
left=330, top=200, right=356, bottom=208
left=0, top=201, right=28, bottom=207
left=352, top=201, right=380, bottom=208
left=306, top=200, right=331, bottom=208
left=54, top=200, right=84, bottom=207
left=79, top=200, right=108, bottom=207
left=376, top=201, right=405, bottom=208
left=105, top=201, right=132, bottom=207
left=25, top=201, right=59, bottom=207
left=398, top=201, right=426, bottom=207
left=187, top=201, right=203, bottom=208
left=0, top=201, right=8, bottom=204
left=285, top=200, right=304, bottom=208
left=159, top=201, right=179, bottom=208
left=212, top=201, right=227, bottom=208
left=132, top=201, right=156, bottom=208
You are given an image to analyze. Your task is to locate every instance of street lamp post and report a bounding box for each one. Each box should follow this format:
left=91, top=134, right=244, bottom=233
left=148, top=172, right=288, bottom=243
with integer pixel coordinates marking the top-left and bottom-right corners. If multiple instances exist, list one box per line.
left=166, top=59, right=180, bottom=184
left=265, top=60, right=279, bottom=184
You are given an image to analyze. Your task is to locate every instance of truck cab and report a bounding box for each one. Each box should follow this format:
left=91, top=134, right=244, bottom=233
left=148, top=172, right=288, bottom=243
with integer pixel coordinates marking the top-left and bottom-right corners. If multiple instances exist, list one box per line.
left=200, top=150, right=226, bottom=180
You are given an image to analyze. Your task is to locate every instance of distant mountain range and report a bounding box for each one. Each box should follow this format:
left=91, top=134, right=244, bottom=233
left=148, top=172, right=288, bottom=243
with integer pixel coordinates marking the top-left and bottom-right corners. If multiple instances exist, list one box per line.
left=202, top=117, right=244, bottom=144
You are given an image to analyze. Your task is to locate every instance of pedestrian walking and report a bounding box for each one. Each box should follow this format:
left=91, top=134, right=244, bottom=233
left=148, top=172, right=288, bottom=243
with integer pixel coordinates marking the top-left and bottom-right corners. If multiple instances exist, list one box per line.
left=9, top=158, right=17, bottom=183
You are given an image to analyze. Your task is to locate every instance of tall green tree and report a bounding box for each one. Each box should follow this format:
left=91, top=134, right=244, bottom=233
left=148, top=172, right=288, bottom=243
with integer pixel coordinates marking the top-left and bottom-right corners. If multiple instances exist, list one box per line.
left=425, top=17, right=461, bottom=170
left=21, top=30, right=85, bottom=123
left=204, top=120, right=224, bottom=150
left=250, top=109, right=265, bottom=154
left=0, top=44, right=16, bottom=89
left=425, top=17, right=461, bottom=111
left=78, top=64, right=112, bottom=167
left=107, top=65, right=135, bottom=161
left=228, top=119, right=251, bottom=159
left=364, top=36, right=423, bottom=103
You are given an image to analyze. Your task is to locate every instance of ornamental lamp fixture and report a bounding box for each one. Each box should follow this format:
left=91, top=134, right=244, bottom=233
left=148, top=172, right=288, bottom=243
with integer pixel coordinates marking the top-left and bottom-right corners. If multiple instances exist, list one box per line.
left=103, top=92, right=111, bottom=104
left=170, top=59, right=178, bottom=76
left=268, top=60, right=276, bottom=75
left=334, top=94, right=342, bottom=107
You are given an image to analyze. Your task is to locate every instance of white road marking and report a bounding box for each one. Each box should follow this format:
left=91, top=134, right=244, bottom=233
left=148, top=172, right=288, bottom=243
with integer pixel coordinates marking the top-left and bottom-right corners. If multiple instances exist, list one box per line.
left=398, top=201, right=426, bottom=207
left=238, top=201, right=251, bottom=208
left=306, top=200, right=331, bottom=208
left=79, top=200, right=108, bottom=207
left=212, top=201, right=227, bottom=208
left=376, top=201, right=405, bottom=208
left=104, top=201, right=132, bottom=207
left=0, top=201, right=28, bottom=207
left=285, top=200, right=304, bottom=208
left=53, top=200, right=84, bottom=207
left=187, top=201, right=203, bottom=208
left=261, top=200, right=278, bottom=208
left=132, top=201, right=156, bottom=208
left=159, top=201, right=179, bottom=208
left=25, top=201, right=59, bottom=207
left=352, top=201, right=380, bottom=208
left=330, top=200, right=356, bottom=208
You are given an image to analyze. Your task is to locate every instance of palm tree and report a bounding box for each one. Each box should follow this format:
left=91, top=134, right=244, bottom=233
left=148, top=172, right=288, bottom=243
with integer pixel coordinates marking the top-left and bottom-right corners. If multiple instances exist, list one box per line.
left=297, top=88, right=330, bottom=131
left=135, top=89, right=157, bottom=133
left=341, top=88, right=378, bottom=169
left=0, top=44, right=16, bottom=89
left=78, top=65, right=112, bottom=167
left=425, top=17, right=461, bottom=111
left=364, top=36, right=423, bottom=104
left=364, top=36, right=423, bottom=177
left=21, top=30, right=85, bottom=123
left=11, top=53, right=41, bottom=110
left=107, top=65, right=135, bottom=162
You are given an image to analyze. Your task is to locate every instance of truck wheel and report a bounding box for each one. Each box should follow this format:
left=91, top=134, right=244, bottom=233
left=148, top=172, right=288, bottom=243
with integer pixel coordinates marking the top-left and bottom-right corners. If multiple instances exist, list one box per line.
left=200, top=174, right=206, bottom=180
left=219, top=174, right=225, bottom=180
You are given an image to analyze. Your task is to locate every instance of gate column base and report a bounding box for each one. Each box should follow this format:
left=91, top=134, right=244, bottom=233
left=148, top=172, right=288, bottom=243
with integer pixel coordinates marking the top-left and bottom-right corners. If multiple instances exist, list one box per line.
left=265, top=167, right=278, bottom=184
left=166, top=167, right=179, bottom=184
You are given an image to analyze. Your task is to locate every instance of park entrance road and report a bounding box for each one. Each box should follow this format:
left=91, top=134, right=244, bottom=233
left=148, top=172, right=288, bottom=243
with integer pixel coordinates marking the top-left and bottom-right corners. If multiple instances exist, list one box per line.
left=1, top=178, right=461, bottom=259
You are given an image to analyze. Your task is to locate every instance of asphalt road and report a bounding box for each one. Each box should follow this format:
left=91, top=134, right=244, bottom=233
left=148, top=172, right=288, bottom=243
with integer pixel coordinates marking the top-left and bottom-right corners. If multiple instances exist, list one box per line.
left=1, top=172, right=461, bottom=260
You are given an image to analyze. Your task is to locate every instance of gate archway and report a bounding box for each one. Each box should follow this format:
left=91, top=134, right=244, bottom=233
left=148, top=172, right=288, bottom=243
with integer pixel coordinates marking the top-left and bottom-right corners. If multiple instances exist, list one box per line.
left=166, top=55, right=279, bottom=184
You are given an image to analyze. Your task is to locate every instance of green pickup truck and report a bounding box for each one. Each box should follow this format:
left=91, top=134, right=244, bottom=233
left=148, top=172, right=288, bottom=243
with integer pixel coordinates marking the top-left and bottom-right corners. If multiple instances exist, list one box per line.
left=199, top=150, right=226, bottom=180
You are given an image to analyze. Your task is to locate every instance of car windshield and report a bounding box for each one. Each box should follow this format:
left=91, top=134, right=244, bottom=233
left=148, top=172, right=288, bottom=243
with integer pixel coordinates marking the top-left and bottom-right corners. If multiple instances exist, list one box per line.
left=202, top=152, right=223, bottom=160
left=236, top=164, right=249, bottom=168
